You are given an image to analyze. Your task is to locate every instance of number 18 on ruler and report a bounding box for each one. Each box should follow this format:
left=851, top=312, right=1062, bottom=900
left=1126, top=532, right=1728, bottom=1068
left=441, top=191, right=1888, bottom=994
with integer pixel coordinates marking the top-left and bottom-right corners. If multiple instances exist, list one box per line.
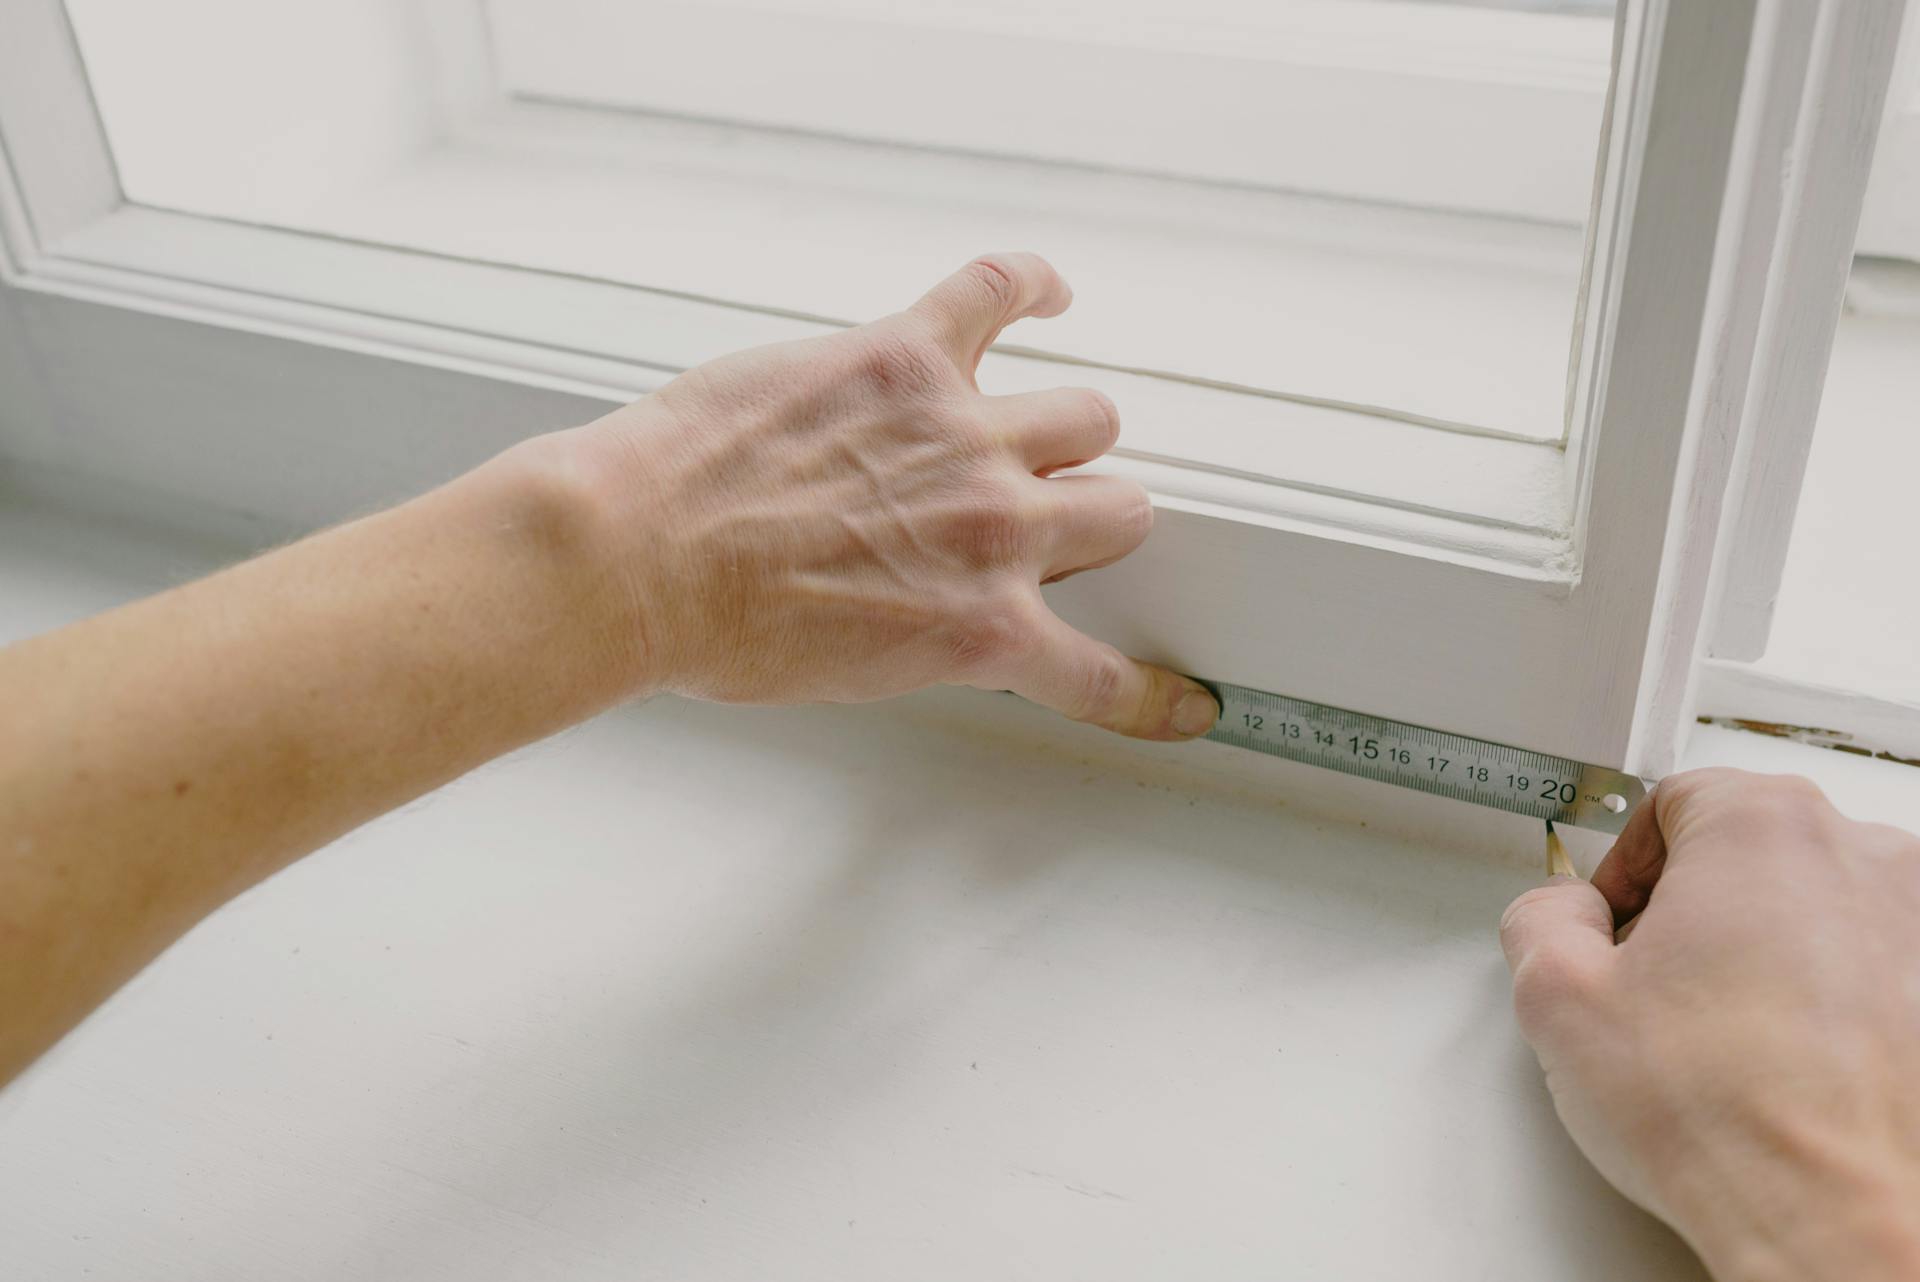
left=1199, top=681, right=1647, bottom=834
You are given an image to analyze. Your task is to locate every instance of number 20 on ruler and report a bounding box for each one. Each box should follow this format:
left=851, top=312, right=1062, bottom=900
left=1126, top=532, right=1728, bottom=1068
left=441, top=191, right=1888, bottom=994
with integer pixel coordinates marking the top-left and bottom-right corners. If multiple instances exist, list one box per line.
left=1236, top=711, right=1579, bottom=805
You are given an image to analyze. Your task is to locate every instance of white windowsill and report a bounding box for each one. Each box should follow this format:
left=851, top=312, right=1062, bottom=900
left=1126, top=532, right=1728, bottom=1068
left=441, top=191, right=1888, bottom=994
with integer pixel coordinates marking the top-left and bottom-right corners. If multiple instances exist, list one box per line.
left=1754, top=296, right=1920, bottom=707
left=1693, top=267, right=1920, bottom=759
left=2, top=476, right=1915, bottom=1282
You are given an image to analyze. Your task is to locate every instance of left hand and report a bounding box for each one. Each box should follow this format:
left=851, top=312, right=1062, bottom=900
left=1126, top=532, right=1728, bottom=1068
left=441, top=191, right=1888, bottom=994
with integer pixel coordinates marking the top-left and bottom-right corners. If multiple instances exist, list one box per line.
left=558, top=252, right=1220, bottom=740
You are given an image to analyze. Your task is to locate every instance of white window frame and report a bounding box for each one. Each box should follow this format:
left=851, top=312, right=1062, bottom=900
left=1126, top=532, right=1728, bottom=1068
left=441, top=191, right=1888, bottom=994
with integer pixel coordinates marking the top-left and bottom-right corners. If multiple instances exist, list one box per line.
left=0, top=0, right=1904, bottom=783
left=485, top=0, right=1616, bottom=224
left=1693, top=5, right=1920, bottom=761
left=1855, top=15, right=1920, bottom=261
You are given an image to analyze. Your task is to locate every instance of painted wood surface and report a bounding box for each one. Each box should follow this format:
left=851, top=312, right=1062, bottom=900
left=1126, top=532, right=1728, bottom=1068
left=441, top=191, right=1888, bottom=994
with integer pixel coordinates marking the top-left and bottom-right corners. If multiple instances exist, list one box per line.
left=1713, top=296, right=1920, bottom=696
left=1696, top=660, right=1920, bottom=764
left=5, top=481, right=1919, bottom=1280
left=0, top=0, right=117, bottom=248
left=0, top=489, right=1700, bottom=1282
left=1750, top=307, right=1920, bottom=708
left=1853, top=8, right=1920, bottom=260
left=37, top=207, right=1576, bottom=545
left=1625, top=0, right=1907, bottom=771
left=486, top=0, right=1612, bottom=223
left=0, top=0, right=1902, bottom=781
left=1690, top=284, right=1920, bottom=757
left=1700, top=4, right=1911, bottom=669
left=0, top=275, right=1600, bottom=773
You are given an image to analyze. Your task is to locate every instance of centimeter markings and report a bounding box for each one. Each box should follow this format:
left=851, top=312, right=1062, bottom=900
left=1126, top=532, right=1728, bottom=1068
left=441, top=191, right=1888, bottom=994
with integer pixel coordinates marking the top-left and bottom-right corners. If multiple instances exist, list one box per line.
left=1199, top=680, right=1648, bottom=834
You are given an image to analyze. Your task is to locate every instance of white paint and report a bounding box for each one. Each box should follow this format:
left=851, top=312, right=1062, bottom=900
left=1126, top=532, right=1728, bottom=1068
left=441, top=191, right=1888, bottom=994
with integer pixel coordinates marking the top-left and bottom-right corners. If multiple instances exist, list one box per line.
left=1555, top=0, right=1893, bottom=777
left=313, top=102, right=1585, bottom=443
left=1683, top=720, right=1920, bottom=822
left=0, top=0, right=1898, bottom=780
left=39, top=206, right=1573, bottom=553
left=1696, top=660, right=1920, bottom=764
left=1717, top=279, right=1920, bottom=700
left=1629, top=0, right=1908, bottom=776
left=58, top=0, right=458, bottom=221
left=2, top=480, right=1917, bottom=1281
left=0, top=0, right=117, bottom=248
left=488, top=0, right=1613, bottom=224
left=0, top=487, right=1696, bottom=1282
left=1756, top=306, right=1920, bottom=706
left=54, top=0, right=1596, bottom=439
left=487, top=0, right=1918, bottom=262
left=1704, top=22, right=1915, bottom=668
left=1853, top=4, right=1920, bottom=260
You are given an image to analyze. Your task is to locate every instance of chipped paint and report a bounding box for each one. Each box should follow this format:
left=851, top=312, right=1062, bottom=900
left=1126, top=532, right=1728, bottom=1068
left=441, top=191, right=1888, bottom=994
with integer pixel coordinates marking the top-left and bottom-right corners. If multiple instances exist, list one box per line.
left=1696, top=716, right=1920, bottom=768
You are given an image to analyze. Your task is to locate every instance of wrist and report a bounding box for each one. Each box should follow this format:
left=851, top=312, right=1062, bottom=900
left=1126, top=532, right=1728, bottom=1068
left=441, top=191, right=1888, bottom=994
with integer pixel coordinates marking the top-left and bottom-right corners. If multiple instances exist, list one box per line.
left=463, top=427, right=666, bottom=705
left=1674, top=1144, right=1920, bottom=1282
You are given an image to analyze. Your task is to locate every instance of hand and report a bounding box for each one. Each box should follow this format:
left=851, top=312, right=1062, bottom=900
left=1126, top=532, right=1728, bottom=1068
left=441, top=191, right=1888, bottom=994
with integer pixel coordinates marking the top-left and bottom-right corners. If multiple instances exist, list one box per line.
left=560, top=252, right=1219, bottom=740
left=1500, top=768, right=1920, bottom=1280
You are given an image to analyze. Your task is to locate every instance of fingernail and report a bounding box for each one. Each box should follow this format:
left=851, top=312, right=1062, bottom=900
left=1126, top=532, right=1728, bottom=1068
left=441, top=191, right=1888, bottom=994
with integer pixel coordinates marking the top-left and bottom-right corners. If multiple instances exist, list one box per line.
left=1172, top=687, right=1219, bottom=737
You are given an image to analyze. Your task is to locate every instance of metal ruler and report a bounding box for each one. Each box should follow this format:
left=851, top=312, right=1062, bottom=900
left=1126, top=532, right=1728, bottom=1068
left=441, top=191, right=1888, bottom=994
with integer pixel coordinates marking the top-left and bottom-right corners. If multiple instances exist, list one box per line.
left=1198, top=680, right=1649, bottom=834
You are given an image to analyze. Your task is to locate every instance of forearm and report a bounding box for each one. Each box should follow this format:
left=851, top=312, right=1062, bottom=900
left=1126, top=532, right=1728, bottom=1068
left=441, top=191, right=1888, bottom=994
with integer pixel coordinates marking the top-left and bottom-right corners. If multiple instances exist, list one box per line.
left=0, top=433, right=637, bottom=1082
left=0, top=252, right=1218, bottom=1086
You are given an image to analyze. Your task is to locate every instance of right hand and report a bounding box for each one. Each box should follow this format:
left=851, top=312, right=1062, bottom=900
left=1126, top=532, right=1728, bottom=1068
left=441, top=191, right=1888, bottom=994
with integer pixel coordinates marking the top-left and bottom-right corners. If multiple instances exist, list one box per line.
left=552, top=252, right=1219, bottom=741
left=1500, top=768, right=1920, bottom=1280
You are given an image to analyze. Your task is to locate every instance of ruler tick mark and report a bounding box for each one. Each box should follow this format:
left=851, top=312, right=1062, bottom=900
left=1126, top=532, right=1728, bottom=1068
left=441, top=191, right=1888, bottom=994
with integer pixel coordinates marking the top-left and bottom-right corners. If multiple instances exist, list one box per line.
left=1197, top=679, right=1649, bottom=834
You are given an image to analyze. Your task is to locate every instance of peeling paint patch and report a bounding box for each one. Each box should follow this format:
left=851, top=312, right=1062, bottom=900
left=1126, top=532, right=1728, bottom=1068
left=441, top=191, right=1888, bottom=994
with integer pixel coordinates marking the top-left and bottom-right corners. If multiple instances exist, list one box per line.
left=1696, top=716, right=1920, bottom=768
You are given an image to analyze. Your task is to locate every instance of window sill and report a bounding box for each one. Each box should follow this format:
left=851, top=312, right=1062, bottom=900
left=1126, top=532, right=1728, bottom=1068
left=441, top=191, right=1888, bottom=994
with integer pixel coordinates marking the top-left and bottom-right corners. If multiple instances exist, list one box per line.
left=1694, top=263, right=1920, bottom=760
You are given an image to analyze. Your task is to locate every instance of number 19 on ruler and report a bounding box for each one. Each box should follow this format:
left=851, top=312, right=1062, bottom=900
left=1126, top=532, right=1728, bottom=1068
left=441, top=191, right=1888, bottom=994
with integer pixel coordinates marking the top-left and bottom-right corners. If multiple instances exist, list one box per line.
left=1200, top=680, right=1645, bottom=834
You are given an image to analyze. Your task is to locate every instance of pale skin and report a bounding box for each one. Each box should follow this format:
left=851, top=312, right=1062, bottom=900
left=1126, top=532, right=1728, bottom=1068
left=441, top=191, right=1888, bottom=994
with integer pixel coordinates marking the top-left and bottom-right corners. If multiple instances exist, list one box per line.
left=1, top=254, right=1916, bottom=1278
left=1502, top=770, right=1920, bottom=1279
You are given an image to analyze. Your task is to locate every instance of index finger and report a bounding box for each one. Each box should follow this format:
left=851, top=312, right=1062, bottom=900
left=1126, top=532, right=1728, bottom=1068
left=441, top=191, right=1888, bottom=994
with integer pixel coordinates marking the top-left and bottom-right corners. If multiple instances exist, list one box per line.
left=908, top=254, right=1073, bottom=376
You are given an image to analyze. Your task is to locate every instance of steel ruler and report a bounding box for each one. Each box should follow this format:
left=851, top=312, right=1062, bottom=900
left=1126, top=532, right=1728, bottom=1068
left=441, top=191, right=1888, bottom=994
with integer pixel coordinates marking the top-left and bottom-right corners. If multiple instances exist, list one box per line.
left=1198, top=680, right=1649, bottom=834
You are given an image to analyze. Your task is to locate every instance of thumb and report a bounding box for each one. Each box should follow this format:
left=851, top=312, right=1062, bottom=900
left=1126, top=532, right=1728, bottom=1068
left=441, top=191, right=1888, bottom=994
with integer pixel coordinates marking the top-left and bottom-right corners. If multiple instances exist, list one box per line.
left=1499, top=877, right=1616, bottom=1048
left=1000, top=609, right=1219, bottom=741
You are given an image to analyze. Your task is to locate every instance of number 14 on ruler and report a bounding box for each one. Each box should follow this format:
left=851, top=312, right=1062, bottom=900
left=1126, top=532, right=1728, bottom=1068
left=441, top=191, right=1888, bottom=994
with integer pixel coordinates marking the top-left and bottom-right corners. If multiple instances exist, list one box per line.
left=1204, top=681, right=1645, bottom=833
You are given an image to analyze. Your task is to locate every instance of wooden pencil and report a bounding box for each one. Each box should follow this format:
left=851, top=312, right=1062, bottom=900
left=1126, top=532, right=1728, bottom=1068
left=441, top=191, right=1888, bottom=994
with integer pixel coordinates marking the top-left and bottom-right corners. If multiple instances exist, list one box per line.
left=1545, top=819, right=1576, bottom=878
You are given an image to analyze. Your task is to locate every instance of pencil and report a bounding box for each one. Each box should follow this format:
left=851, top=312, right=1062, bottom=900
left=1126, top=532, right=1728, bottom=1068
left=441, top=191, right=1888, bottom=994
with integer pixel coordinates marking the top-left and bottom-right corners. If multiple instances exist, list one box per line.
left=1545, top=819, right=1575, bottom=878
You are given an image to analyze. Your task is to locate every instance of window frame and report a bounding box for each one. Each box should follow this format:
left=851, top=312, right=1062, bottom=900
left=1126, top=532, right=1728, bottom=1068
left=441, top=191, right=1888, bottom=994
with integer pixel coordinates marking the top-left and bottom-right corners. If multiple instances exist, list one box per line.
left=1854, top=13, right=1920, bottom=260
left=484, top=0, right=1616, bottom=224
left=0, top=0, right=1904, bottom=782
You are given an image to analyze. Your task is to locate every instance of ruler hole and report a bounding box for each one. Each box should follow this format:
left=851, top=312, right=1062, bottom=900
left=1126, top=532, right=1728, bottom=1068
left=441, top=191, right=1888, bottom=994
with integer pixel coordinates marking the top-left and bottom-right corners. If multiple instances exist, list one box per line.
left=1602, top=793, right=1627, bottom=814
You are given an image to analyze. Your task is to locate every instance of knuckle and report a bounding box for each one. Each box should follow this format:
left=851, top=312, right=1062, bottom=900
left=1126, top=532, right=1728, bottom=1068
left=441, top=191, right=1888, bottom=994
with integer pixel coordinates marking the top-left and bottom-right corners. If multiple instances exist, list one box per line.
left=1654, top=766, right=1733, bottom=804
left=1655, top=768, right=1843, bottom=856
left=1075, top=388, right=1121, bottom=450
left=1071, top=650, right=1128, bottom=721
left=1506, top=943, right=1604, bottom=1032
left=945, top=601, right=1031, bottom=676
left=1498, top=886, right=1560, bottom=949
left=1113, top=480, right=1154, bottom=540
left=1655, top=766, right=1760, bottom=823
left=1746, top=772, right=1835, bottom=826
left=1770, top=771, right=1831, bottom=807
left=963, top=257, right=1019, bottom=312
left=851, top=328, right=952, bottom=400
left=951, top=482, right=1035, bottom=566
